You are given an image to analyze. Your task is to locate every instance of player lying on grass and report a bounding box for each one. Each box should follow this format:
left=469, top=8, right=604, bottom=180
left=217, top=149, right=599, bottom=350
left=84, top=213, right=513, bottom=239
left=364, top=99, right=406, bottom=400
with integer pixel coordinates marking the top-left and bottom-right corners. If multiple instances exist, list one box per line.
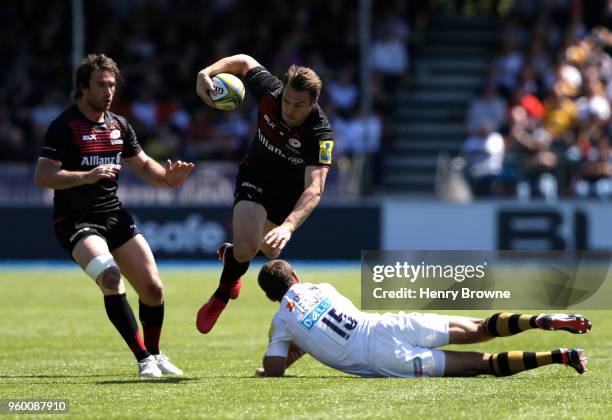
left=254, top=260, right=591, bottom=378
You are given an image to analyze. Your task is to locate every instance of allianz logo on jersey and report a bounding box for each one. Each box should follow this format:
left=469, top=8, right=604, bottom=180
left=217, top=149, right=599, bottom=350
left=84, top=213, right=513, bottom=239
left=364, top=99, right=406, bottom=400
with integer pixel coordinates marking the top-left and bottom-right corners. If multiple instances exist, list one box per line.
left=257, top=129, right=304, bottom=165
left=299, top=298, right=332, bottom=330
left=81, top=152, right=122, bottom=166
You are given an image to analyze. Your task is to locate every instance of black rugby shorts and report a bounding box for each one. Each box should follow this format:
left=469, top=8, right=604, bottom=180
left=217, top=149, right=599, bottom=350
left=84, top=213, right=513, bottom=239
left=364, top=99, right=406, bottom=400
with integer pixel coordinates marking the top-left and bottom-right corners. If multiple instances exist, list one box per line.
left=53, top=207, right=141, bottom=256
left=233, top=177, right=302, bottom=226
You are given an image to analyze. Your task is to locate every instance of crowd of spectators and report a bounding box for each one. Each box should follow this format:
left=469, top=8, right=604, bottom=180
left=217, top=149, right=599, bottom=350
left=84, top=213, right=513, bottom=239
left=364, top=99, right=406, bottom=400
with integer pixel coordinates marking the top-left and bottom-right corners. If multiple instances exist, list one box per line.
left=0, top=0, right=423, bottom=195
left=462, top=0, right=612, bottom=199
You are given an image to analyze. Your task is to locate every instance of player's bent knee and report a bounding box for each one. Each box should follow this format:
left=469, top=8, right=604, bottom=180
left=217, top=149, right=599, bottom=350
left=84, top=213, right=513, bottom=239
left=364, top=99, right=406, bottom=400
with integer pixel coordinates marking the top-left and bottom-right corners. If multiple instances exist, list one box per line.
left=85, top=254, right=119, bottom=285
left=262, top=247, right=281, bottom=259
left=98, top=266, right=121, bottom=290
left=143, top=281, right=164, bottom=302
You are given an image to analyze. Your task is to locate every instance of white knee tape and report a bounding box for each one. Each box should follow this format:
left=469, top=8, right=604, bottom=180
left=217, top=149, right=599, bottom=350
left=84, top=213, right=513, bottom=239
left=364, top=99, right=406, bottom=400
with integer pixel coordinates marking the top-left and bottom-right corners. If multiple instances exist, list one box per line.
left=84, top=255, right=118, bottom=281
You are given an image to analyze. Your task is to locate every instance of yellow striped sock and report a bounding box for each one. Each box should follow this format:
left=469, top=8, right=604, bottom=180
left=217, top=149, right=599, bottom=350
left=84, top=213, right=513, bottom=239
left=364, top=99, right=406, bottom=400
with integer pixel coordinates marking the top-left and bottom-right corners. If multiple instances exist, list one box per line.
left=484, top=312, right=539, bottom=337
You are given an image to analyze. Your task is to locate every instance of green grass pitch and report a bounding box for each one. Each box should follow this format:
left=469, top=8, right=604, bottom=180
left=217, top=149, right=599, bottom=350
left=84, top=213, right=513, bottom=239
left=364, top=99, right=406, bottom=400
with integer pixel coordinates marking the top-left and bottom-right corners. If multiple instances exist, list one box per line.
left=0, top=265, right=610, bottom=419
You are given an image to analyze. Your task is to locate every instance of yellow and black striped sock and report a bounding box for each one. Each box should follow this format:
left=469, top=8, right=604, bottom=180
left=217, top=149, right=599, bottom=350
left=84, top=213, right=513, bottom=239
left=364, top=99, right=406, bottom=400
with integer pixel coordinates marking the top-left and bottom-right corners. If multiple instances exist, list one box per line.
left=484, top=312, right=539, bottom=337
left=489, top=349, right=564, bottom=376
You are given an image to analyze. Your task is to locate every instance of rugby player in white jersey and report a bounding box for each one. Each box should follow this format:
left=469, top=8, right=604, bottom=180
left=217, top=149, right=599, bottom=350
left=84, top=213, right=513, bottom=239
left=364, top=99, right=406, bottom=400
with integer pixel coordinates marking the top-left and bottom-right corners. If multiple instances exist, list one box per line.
left=255, top=260, right=591, bottom=378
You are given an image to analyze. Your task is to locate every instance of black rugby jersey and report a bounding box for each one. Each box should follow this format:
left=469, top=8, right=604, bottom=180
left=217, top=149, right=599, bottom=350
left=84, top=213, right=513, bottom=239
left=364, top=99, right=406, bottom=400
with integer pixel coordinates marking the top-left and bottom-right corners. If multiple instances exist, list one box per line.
left=240, top=66, right=334, bottom=188
left=40, top=105, right=142, bottom=216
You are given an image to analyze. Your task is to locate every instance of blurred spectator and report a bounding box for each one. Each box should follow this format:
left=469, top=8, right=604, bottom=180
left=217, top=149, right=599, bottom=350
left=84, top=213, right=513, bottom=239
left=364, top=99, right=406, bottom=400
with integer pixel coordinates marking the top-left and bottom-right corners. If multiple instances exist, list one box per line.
left=30, top=91, right=64, bottom=149
left=327, top=65, right=359, bottom=113
left=371, top=24, right=409, bottom=89
left=460, top=120, right=505, bottom=196
left=504, top=105, right=559, bottom=200
left=491, top=42, right=524, bottom=95
left=330, top=107, right=383, bottom=196
left=0, top=106, right=27, bottom=161
left=131, top=90, right=159, bottom=137
left=542, top=82, right=578, bottom=138
left=576, top=79, right=611, bottom=123
left=574, top=126, right=612, bottom=198
left=466, top=83, right=508, bottom=133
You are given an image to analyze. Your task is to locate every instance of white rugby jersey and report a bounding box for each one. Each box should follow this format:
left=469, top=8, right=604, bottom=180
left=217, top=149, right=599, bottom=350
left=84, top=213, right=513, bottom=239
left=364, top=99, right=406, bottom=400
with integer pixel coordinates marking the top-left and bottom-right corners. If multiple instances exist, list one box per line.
left=266, top=283, right=379, bottom=376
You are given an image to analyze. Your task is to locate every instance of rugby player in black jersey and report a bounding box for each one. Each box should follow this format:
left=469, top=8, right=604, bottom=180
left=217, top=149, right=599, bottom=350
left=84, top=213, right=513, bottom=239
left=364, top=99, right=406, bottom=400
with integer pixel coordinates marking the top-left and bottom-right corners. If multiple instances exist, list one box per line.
left=34, top=54, right=194, bottom=377
left=195, top=55, right=334, bottom=333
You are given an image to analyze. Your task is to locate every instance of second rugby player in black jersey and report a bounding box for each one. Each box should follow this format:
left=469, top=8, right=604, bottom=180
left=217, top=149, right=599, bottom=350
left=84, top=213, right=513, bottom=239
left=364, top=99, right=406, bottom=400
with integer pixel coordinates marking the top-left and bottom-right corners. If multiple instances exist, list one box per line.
left=195, top=54, right=334, bottom=333
left=34, top=54, right=194, bottom=377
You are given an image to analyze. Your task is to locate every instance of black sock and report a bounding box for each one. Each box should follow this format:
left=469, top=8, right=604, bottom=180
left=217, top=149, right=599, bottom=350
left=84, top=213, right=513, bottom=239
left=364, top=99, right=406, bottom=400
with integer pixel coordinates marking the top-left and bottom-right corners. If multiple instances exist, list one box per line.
left=214, top=246, right=249, bottom=303
left=139, top=301, right=164, bottom=355
left=104, top=294, right=150, bottom=361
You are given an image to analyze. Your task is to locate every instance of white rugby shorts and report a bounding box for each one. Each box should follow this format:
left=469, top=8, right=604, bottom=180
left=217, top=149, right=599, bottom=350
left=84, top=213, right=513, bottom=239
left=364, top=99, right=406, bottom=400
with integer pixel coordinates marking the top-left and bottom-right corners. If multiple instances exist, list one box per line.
left=368, top=312, right=449, bottom=377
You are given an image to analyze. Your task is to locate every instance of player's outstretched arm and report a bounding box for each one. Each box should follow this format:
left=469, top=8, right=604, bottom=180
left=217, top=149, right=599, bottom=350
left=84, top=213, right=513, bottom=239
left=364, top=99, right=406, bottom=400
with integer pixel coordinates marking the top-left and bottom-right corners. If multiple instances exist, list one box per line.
left=257, top=344, right=305, bottom=377
left=196, top=54, right=261, bottom=107
left=124, top=151, right=194, bottom=188
left=34, top=157, right=121, bottom=189
left=263, top=166, right=328, bottom=252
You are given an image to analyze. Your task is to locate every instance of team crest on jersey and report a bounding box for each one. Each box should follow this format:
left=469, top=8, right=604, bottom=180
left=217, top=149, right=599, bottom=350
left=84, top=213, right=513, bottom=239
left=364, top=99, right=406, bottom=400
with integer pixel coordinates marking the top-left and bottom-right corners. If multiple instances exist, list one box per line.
left=318, top=140, right=333, bottom=164
left=288, top=138, right=301, bottom=148
left=110, top=129, right=121, bottom=139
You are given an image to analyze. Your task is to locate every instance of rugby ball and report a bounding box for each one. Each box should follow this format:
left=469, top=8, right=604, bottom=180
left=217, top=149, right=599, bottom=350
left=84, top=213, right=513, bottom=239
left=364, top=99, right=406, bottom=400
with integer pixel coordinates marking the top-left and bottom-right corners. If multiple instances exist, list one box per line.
left=210, top=73, right=245, bottom=110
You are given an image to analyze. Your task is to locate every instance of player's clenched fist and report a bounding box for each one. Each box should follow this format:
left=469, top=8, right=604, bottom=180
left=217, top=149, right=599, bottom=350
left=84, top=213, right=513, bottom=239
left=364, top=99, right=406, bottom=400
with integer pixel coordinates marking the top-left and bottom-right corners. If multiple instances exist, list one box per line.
left=254, top=367, right=266, bottom=377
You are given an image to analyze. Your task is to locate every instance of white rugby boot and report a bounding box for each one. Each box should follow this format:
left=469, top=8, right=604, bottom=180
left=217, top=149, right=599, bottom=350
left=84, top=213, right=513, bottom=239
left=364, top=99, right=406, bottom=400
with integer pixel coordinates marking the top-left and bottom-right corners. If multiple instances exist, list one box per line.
left=138, top=355, right=163, bottom=377
left=154, top=352, right=183, bottom=375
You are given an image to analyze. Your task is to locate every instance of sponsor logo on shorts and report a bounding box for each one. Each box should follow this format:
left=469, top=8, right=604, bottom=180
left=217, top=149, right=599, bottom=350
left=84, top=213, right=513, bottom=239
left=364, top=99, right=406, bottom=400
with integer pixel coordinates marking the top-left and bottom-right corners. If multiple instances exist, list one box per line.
left=299, top=298, right=331, bottom=330
left=241, top=181, right=263, bottom=194
left=69, top=227, right=92, bottom=243
left=318, top=140, right=333, bottom=164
